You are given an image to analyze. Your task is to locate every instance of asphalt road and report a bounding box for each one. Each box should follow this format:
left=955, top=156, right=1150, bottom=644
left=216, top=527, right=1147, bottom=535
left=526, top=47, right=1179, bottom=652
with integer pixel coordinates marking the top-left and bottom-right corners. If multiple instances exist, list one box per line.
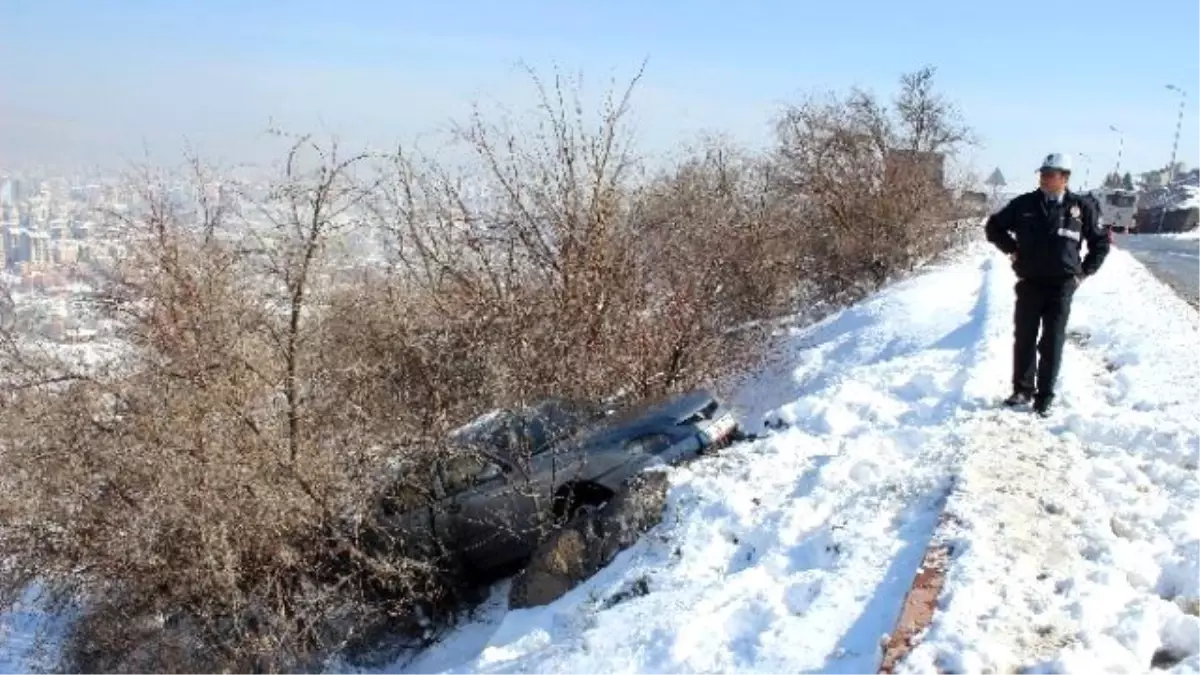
left=1113, top=233, right=1199, bottom=307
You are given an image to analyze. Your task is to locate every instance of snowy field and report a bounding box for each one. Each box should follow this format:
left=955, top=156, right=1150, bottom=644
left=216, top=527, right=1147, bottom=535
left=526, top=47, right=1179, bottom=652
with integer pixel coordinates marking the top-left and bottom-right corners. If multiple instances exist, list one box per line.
left=3, top=238, right=1197, bottom=673
left=381, top=241, right=1200, bottom=674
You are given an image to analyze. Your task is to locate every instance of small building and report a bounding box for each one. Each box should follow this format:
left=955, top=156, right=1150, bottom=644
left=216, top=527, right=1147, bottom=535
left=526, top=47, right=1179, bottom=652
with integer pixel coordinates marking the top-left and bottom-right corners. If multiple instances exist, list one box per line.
left=885, top=149, right=946, bottom=190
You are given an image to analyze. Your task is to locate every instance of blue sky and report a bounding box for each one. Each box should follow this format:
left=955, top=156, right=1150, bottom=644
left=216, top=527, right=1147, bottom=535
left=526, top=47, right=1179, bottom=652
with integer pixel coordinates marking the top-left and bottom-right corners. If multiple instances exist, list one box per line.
left=2, top=0, right=1197, bottom=188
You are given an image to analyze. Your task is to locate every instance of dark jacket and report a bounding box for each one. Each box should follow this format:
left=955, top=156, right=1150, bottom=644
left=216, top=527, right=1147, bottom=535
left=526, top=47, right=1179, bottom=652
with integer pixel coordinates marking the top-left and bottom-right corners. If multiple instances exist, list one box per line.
left=1082, top=192, right=1103, bottom=222
left=985, top=189, right=1110, bottom=281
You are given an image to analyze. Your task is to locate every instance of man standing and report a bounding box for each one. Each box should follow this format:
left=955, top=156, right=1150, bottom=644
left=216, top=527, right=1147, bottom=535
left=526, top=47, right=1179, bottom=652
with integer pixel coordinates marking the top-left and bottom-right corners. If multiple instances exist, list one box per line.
left=984, top=152, right=1110, bottom=417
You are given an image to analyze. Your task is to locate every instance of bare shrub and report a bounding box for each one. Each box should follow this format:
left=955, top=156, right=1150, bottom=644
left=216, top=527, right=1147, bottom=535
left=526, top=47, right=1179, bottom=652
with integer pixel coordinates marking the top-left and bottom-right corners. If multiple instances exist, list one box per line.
left=773, top=65, right=976, bottom=304
left=630, top=135, right=799, bottom=325
left=365, top=63, right=770, bottom=406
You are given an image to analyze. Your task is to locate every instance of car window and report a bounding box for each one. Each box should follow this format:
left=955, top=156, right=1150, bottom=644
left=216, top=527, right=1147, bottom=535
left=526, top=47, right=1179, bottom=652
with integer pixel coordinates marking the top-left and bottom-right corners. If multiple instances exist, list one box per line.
left=451, top=410, right=527, bottom=458
left=451, top=410, right=516, bottom=446
left=521, top=398, right=601, bottom=454
left=448, top=399, right=603, bottom=465
left=379, top=457, right=440, bottom=512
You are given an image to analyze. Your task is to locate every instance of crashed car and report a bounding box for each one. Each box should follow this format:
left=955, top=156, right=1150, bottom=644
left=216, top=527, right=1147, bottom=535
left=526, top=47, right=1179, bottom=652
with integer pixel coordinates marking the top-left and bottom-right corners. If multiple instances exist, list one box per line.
left=386, top=389, right=741, bottom=573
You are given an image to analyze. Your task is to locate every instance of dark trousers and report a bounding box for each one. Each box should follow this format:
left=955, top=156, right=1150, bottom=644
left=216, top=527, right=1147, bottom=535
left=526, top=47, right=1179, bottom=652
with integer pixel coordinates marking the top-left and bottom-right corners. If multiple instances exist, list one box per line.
left=1012, top=277, right=1078, bottom=400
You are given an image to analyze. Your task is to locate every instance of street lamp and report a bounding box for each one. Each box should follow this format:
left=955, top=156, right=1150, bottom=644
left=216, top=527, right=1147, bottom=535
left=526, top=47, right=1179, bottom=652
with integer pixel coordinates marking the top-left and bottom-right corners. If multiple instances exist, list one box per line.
left=1109, top=125, right=1124, bottom=179
left=1078, top=151, right=1092, bottom=190
left=1165, top=84, right=1187, bottom=182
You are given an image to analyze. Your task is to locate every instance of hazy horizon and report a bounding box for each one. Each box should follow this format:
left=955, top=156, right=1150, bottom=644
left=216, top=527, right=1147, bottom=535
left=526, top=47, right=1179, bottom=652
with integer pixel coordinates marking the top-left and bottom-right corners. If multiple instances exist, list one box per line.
left=2, top=0, right=1197, bottom=187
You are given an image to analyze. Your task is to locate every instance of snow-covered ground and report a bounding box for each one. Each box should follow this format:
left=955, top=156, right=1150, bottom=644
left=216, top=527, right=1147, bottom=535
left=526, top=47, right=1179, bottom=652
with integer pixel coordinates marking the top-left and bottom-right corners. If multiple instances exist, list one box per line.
left=378, top=241, right=1199, bottom=674
left=4, top=237, right=1197, bottom=674
left=900, top=248, right=1200, bottom=673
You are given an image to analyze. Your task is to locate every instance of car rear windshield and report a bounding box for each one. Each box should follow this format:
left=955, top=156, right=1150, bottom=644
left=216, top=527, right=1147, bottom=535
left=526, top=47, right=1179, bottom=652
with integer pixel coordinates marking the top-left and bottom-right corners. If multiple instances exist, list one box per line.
left=520, top=398, right=603, bottom=453
left=450, top=399, right=603, bottom=461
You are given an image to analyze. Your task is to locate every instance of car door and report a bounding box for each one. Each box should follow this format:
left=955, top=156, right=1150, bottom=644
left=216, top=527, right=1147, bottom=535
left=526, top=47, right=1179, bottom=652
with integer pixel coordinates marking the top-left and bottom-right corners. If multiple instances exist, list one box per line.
left=439, top=452, right=543, bottom=570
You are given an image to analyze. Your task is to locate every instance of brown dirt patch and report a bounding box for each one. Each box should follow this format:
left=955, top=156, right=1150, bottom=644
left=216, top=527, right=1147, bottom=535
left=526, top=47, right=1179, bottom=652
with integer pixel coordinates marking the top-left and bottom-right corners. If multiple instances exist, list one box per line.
left=878, top=543, right=950, bottom=673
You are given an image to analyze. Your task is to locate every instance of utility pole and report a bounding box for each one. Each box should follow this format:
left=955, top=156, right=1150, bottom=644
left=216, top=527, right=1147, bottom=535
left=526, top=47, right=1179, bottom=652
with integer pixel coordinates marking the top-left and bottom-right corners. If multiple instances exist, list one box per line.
left=1109, top=125, right=1124, bottom=177
left=1077, top=152, right=1092, bottom=190
left=1166, top=84, right=1187, bottom=183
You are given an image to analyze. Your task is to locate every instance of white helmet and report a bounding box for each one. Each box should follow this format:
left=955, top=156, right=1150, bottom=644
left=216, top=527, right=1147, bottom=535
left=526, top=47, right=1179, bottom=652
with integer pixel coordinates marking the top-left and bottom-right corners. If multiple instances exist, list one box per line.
left=1037, top=152, right=1073, bottom=173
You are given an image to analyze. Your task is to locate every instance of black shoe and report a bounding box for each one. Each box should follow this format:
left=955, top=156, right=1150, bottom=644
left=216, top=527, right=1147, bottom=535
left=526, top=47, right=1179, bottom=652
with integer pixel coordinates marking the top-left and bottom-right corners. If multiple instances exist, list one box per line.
left=1003, top=391, right=1033, bottom=406
left=1033, top=396, right=1053, bottom=417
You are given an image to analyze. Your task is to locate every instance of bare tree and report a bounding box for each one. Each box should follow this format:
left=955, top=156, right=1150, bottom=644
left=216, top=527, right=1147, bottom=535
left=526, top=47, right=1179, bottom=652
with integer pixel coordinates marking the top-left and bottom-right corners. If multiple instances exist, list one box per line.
left=894, top=65, right=976, bottom=155
left=772, top=66, right=976, bottom=302
left=252, top=131, right=377, bottom=464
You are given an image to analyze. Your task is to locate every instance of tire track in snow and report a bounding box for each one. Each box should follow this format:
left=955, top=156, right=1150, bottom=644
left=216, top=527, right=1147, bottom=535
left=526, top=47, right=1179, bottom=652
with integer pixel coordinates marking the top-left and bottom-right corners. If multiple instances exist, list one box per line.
left=793, top=254, right=1002, bottom=672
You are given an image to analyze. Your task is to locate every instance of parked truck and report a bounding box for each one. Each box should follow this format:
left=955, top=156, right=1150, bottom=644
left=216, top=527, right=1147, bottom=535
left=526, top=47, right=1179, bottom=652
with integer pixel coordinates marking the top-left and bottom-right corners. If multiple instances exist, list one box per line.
left=1091, top=188, right=1139, bottom=233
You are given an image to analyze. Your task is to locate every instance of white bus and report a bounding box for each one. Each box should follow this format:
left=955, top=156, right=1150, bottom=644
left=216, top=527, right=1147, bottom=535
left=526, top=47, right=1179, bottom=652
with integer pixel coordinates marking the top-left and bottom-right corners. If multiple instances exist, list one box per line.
left=1092, top=188, right=1139, bottom=233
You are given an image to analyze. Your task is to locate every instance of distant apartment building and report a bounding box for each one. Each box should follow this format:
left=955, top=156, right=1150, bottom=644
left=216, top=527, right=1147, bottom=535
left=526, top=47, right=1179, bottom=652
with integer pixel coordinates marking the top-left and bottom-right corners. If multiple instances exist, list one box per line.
left=58, top=238, right=83, bottom=265
left=0, top=222, right=12, bottom=268
left=0, top=176, right=22, bottom=206
left=0, top=216, right=91, bottom=271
